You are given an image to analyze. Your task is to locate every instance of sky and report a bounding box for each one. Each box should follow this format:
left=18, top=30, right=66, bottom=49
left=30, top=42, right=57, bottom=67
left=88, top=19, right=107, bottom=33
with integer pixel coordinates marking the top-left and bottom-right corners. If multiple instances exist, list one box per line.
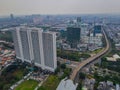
left=0, top=0, right=120, bottom=16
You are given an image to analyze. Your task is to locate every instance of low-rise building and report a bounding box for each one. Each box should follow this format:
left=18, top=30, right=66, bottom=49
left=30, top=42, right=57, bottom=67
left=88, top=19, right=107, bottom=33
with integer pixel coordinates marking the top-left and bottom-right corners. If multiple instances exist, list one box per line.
left=57, top=78, right=78, bottom=90
left=106, top=54, right=120, bottom=62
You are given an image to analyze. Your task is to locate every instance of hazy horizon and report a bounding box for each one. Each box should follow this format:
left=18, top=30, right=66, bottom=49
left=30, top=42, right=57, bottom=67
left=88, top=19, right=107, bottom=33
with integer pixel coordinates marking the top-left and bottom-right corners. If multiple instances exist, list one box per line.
left=0, top=0, right=120, bottom=16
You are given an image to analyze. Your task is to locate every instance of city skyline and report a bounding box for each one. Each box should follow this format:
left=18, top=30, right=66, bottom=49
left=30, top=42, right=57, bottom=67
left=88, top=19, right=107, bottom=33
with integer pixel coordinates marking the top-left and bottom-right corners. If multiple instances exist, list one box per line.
left=0, top=10, right=120, bottom=89
left=0, top=0, right=120, bottom=16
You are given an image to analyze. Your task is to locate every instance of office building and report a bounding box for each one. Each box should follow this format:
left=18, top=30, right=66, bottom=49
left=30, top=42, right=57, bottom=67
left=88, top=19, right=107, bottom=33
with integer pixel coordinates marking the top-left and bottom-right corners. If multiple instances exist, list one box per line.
left=76, top=17, right=81, bottom=27
left=93, top=25, right=102, bottom=36
left=12, top=26, right=57, bottom=72
left=67, top=27, right=81, bottom=48
left=10, top=14, right=14, bottom=20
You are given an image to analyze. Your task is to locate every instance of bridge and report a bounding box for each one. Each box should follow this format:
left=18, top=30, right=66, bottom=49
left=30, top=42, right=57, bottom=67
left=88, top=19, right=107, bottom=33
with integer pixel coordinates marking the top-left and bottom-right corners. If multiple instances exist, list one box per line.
left=70, top=27, right=110, bottom=83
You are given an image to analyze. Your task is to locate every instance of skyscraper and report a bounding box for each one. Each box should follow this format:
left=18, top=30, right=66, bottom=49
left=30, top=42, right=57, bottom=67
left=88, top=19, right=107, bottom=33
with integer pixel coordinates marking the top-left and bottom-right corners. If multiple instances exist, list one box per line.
left=67, top=27, right=81, bottom=48
left=12, top=26, right=57, bottom=72
left=67, top=17, right=81, bottom=48
left=77, top=17, right=81, bottom=27
left=10, top=14, right=14, bottom=20
left=93, top=25, right=102, bottom=36
left=42, top=32, right=57, bottom=71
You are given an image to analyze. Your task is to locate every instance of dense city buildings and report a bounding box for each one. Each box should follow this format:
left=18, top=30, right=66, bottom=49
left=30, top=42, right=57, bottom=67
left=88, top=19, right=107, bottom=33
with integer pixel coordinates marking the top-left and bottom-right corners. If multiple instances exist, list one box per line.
left=12, top=26, right=57, bottom=72
left=0, top=14, right=120, bottom=90
left=0, top=0, right=120, bottom=89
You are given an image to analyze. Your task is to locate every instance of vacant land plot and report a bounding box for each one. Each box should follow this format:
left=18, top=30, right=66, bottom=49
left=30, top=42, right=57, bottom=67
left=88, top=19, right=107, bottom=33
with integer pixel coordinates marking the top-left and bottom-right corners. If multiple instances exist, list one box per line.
left=38, top=75, right=60, bottom=90
left=15, top=79, right=38, bottom=90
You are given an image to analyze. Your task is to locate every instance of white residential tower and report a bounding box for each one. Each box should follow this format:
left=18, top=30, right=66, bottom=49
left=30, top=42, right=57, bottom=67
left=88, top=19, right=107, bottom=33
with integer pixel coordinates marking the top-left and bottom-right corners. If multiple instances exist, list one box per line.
left=12, top=26, right=57, bottom=72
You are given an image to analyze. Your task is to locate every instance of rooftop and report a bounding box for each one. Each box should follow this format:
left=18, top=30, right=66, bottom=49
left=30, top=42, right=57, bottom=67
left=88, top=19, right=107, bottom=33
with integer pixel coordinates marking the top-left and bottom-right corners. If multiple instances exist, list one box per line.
left=57, top=78, right=78, bottom=90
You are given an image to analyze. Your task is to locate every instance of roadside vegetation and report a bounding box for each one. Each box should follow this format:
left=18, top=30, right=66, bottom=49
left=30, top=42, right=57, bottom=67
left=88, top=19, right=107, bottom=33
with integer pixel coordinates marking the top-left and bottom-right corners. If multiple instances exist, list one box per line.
left=0, top=62, right=29, bottom=90
left=0, top=31, right=13, bottom=42
left=89, top=48, right=103, bottom=54
left=57, top=49, right=90, bottom=61
left=76, top=72, right=86, bottom=90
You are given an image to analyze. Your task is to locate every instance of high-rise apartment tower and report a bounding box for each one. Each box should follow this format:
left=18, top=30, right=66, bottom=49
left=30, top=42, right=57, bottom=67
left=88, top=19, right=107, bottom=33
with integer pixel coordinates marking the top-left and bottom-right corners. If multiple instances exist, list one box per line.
left=12, top=26, right=57, bottom=72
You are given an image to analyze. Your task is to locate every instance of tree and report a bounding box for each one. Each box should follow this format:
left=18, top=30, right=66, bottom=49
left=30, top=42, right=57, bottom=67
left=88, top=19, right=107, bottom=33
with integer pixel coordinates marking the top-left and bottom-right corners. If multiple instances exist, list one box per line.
left=3, top=84, right=11, bottom=90
left=57, top=61, right=60, bottom=67
left=38, top=86, right=46, bottom=90
left=94, top=63, right=99, bottom=67
left=101, top=57, right=107, bottom=62
left=54, top=67, right=60, bottom=75
left=79, top=72, right=86, bottom=80
left=101, top=61, right=108, bottom=68
left=104, top=75, right=110, bottom=81
left=61, top=64, right=66, bottom=69
left=101, top=57, right=108, bottom=68
left=64, top=68, right=71, bottom=78
left=0, top=31, right=13, bottom=42
left=94, top=71, right=99, bottom=79
left=76, top=82, right=82, bottom=90
left=94, top=82, right=98, bottom=90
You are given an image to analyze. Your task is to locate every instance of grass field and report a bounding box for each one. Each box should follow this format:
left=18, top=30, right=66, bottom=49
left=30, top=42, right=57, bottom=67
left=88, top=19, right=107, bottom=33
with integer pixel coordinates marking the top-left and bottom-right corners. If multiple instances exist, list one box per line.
left=38, top=75, right=60, bottom=90
left=15, top=79, right=38, bottom=90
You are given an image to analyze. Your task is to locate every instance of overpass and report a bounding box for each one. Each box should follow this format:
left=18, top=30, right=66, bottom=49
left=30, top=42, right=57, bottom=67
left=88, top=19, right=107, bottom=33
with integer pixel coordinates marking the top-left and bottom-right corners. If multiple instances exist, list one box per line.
left=70, top=27, right=110, bottom=83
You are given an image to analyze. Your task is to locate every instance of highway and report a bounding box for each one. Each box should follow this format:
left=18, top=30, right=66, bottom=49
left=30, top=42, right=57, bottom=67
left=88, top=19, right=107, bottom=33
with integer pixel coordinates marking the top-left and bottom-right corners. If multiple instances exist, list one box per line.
left=70, top=27, right=110, bottom=83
